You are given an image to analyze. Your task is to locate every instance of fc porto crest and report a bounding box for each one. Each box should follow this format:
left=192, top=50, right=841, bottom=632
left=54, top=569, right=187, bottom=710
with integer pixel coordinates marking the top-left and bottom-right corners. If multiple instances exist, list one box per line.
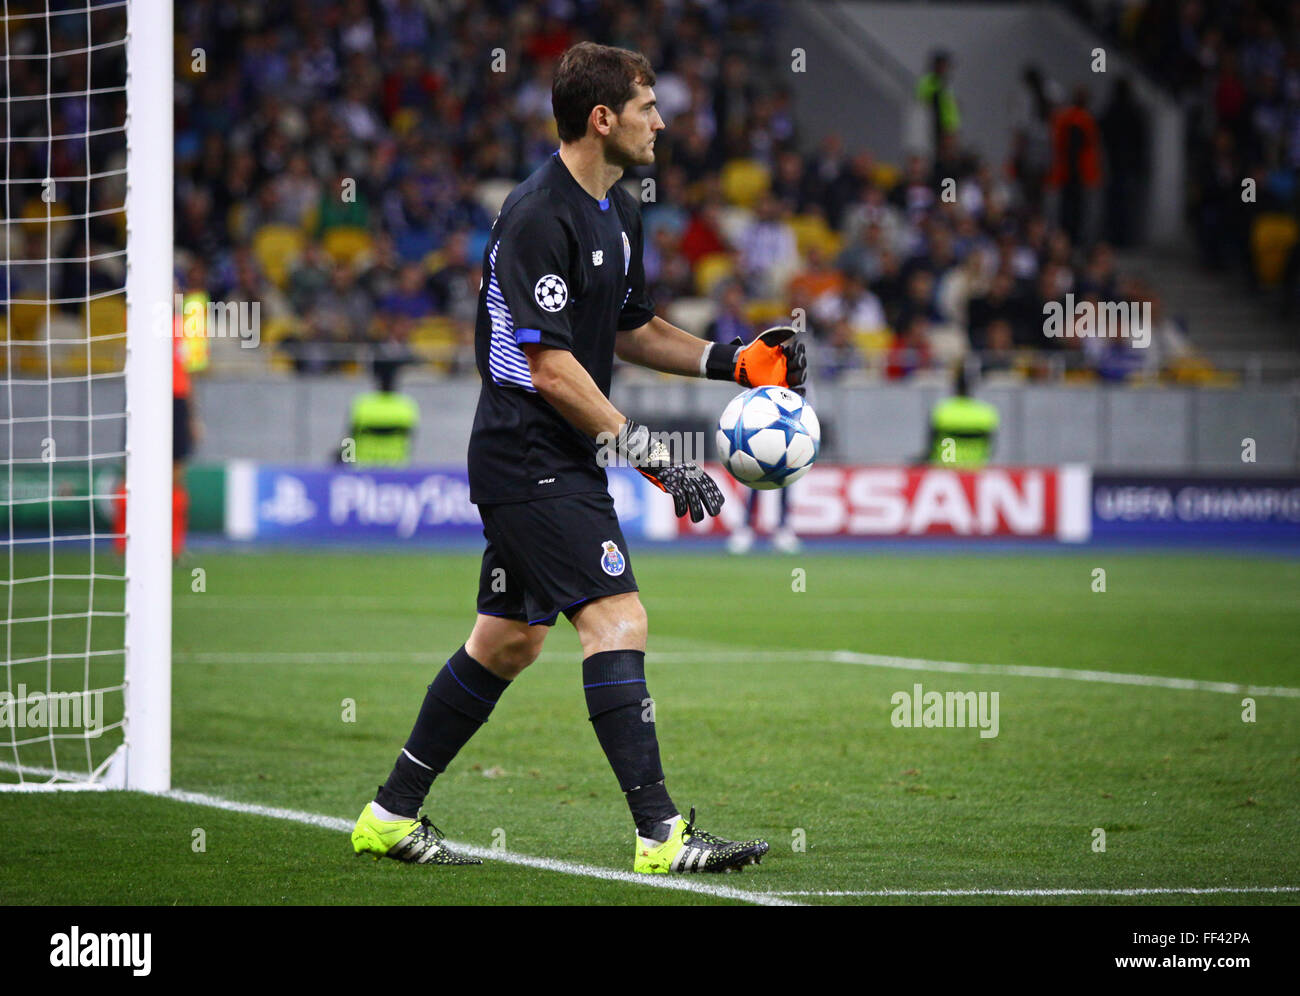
left=621, top=230, right=631, bottom=276
left=600, top=539, right=626, bottom=576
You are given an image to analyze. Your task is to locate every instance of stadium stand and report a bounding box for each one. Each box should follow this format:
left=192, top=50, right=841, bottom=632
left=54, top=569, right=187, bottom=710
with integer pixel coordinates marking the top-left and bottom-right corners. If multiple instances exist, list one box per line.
left=150, top=0, right=1300, bottom=382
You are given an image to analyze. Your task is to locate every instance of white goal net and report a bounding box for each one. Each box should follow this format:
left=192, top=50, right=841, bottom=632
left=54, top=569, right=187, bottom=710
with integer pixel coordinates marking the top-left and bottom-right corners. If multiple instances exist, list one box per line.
left=1, top=0, right=170, bottom=791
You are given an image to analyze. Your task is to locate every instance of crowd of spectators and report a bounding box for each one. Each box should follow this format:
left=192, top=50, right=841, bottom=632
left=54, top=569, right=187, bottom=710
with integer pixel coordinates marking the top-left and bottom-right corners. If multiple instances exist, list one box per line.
left=165, top=0, right=1217, bottom=385
left=1088, top=0, right=1300, bottom=313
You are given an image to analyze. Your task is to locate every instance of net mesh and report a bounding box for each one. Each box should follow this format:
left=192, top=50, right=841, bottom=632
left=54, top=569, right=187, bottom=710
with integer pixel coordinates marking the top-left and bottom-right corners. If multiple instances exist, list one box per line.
left=1, top=0, right=130, bottom=785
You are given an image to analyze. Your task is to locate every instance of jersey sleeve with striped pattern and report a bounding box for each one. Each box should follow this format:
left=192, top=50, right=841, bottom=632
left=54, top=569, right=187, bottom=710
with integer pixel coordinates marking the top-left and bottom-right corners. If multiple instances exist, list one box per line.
left=486, top=193, right=578, bottom=355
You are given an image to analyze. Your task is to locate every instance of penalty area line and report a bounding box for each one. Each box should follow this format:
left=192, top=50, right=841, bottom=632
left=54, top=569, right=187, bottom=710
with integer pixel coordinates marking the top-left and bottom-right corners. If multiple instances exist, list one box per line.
left=172, top=650, right=1300, bottom=699
left=159, top=789, right=800, bottom=907
left=640, top=648, right=1300, bottom=700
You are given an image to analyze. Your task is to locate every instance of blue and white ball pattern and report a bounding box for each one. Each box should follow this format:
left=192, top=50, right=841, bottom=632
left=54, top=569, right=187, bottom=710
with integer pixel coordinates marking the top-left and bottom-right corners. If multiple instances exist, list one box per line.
left=716, top=386, right=820, bottom=490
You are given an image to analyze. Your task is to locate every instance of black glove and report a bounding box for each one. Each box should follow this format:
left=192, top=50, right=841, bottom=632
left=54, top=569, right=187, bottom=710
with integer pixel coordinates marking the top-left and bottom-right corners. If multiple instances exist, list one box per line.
left=704, top=326, right=809, bottom=396
left=617, top=419, right=725, bottom=523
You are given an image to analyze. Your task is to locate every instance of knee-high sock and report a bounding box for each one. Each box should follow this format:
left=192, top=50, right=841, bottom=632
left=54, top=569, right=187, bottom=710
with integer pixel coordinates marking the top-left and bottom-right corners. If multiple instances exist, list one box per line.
left=374, top=645, right=510, bottom=819
left=583, top=649, right=678, bottom=839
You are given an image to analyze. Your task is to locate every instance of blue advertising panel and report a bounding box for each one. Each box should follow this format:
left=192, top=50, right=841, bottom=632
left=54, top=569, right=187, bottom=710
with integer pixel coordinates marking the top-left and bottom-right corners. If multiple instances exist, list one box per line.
left=1092, top=475, right=1300, bottom=542
left=246, top=465, right=654, bottom=542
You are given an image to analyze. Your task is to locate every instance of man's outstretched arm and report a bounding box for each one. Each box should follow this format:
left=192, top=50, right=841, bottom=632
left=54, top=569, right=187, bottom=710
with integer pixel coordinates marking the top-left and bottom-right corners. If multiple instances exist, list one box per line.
left=617, top=315, right=809, bottom=392
left=615, top=315, right=713, bottom=376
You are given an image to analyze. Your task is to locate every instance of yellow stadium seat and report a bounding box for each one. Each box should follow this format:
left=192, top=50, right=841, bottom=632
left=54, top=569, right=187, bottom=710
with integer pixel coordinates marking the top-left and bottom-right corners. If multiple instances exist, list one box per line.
left=788, top=213, right=842, bottom=256
left=1250, top=213, right=1298, bottom=288
left=743, top=299, right=789, bottom=326
left=869, top=162, right=901, bottom=191
left=301, top=202, right=320, bottom=235
left=84, top=295, right=127, bottom=373
left=694, top=252, right=735, bottom=296
left=17, top=351, right=49, bottom=376
left=322, top=226, right=373, bottom=266
left=259, top=315, right=298, bottom=345
left=6, top=301, right=49, bottom=340
left=411, top=317, right=457, bottom=347
left=1167, top=356, right=1219, bottom=385
left=410, top=317, right=458, bottom=371
left=391, top=108, right=420, bottom=137
left=252, top=224, right=305, bottom=288
left=721, top=159, right=770, bottom=209
left=854, top=329, right=894, bottom=356
left=85, top=295, right=126, bottom=336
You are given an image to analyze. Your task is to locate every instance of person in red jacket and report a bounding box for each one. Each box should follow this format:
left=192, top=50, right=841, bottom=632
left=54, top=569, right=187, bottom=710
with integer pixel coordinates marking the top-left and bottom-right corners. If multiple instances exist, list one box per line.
left=1046, top=86, right=1102, bottom=246
left=113, top=322, right=198, bottom=560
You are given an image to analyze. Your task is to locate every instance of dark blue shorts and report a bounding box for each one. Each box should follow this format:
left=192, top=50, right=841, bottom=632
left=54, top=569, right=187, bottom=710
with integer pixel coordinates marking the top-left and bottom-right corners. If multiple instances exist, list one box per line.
left=475, top=491, right=639, bottom=626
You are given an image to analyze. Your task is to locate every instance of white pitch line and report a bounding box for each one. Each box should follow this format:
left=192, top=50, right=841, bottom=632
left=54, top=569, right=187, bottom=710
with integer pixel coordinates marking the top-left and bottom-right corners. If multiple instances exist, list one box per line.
left=159, top=789, right=799, bottom=907
left=766, top=886, right=1300, bottom=898
left=174, top=648, right=1300, bottom=699
left=818, top=650, right=1300, bottom=699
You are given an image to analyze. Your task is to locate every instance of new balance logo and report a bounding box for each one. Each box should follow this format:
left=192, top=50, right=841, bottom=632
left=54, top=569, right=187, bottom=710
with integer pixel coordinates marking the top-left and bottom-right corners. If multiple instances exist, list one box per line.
left=592, top=250, right=603, bottom=266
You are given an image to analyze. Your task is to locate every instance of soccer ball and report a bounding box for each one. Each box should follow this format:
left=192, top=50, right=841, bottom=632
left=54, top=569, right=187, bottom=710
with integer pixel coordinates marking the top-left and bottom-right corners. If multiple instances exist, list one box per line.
left=715, top=386, right=820, bottom=490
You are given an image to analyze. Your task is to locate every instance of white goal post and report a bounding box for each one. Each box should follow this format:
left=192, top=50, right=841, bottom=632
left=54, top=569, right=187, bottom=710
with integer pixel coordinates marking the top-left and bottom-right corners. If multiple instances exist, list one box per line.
left=121, top=0, right=173, bottom=792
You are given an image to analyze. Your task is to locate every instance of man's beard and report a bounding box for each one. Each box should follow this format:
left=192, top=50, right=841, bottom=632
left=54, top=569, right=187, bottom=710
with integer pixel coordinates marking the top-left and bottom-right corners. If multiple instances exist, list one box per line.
left=607, top=131, right=652, bottom=168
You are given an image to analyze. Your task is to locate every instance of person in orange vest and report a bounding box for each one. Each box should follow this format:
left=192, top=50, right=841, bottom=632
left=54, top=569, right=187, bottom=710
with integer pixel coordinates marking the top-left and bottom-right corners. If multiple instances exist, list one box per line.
left=1047, top=85, right=1102, bottom=246
left=114, top=317, right=199, bottom=559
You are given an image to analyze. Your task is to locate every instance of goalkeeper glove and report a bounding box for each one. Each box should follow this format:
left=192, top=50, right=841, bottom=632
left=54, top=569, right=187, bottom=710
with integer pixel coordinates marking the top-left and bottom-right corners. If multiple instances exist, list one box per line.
left=704, top=326, right=808, bottom=395
left=616, top=419, right=725, bottom=523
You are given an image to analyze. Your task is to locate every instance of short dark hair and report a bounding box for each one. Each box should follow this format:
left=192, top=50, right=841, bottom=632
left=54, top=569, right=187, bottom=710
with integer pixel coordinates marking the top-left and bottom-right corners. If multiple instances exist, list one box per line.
left=552, top=42, right=656, bottom=143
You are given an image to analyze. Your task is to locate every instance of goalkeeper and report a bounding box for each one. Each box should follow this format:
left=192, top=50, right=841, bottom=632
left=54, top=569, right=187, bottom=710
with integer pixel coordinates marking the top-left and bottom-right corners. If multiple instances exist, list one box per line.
left=352, top=42, right=805, bottom=873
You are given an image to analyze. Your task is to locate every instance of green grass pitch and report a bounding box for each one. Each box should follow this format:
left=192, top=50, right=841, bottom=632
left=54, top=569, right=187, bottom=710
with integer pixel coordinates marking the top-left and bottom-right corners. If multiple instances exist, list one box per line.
left=1, top=547, right=1297, bottom=906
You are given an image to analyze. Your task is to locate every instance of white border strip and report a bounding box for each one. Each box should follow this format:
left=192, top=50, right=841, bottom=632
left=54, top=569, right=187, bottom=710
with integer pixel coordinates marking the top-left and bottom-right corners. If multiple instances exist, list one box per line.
left=160, top=789, right=800, bottom=907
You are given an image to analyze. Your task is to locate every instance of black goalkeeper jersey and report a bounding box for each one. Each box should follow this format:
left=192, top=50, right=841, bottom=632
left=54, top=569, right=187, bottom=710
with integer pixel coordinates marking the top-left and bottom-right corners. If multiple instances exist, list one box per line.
left=467, top=150, right=656, bottom=505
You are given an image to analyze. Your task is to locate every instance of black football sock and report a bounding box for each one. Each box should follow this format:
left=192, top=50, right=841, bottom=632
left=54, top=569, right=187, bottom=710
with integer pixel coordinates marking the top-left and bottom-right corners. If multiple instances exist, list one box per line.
left=374, top=645, right=510, bottom=819
left=582, top=649, right=679, bottom=839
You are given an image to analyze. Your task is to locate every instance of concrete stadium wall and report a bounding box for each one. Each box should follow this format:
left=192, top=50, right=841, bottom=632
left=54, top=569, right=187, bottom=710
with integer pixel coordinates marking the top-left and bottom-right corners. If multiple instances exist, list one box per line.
left=163, top=377, right=1300, bottom=473
left=2, top=376, right=1295, bottom=471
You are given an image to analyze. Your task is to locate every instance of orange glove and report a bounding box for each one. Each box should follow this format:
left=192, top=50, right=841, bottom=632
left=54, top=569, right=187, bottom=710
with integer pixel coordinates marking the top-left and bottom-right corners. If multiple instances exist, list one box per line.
left=705, top=326, right=808, bottom=395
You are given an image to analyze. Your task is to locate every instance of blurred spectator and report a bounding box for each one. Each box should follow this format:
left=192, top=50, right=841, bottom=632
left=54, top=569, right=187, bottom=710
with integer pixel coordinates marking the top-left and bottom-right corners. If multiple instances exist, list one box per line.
left=887, top=314, right=934, bottom=380
left=738, top=195, right=798, bottom=296
left=1010, top=65, right=1061, bottom=212
left=381, top=263, right=436, bottom=321
left=678, top=202, right=730, bottom=267
left=917, top=50, right=961, bottom=155
left=787, top=246, right=845, bottom=310
left=1099, top=77, right=1149, bottom=246
left=705, top=280, right=752, bottom=344
left=317, top=263, right=374, bottom=342
left=346, top=360, right=419, bottom=466
left=927, top=365, right=998, bottom=466
left=288, top=243, right=334, bottom=315
left=1047, top=86, right=1103, bottom=247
